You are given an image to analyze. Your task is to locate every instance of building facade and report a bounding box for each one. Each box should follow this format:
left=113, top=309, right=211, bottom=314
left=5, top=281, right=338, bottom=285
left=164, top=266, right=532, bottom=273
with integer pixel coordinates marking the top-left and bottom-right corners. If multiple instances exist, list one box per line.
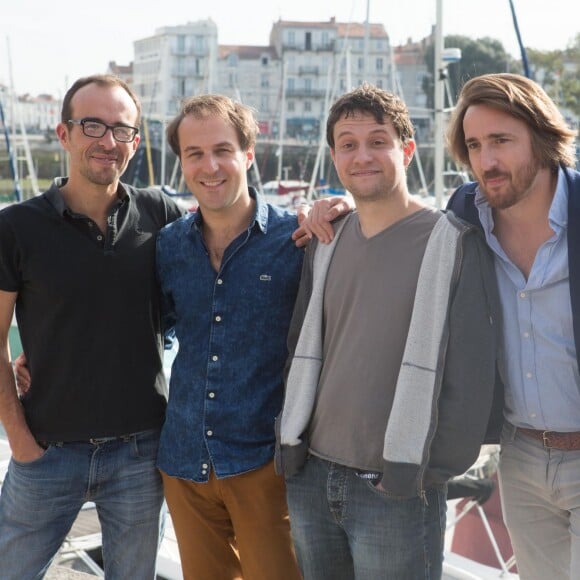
left=130, top=17, right=418, bottom=142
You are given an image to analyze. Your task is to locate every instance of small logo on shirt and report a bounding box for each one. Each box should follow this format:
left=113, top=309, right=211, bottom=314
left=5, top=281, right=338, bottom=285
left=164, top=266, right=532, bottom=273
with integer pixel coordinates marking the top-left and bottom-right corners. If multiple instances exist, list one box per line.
left=259, top=274, right=272, bottom=282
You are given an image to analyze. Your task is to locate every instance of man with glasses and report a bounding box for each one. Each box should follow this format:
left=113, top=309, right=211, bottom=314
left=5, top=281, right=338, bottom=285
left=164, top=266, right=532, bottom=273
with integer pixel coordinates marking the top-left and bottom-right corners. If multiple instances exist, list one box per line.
left=67, top=117, right=140, bottom=143
left=0, top=74, right=184, bottom=579
left=0, top=75, right=343, bottom=579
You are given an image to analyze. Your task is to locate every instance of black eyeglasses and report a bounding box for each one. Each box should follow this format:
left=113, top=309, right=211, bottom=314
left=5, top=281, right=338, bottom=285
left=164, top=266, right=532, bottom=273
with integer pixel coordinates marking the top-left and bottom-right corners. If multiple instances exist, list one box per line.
left=68, top=118, right=139, bottom=143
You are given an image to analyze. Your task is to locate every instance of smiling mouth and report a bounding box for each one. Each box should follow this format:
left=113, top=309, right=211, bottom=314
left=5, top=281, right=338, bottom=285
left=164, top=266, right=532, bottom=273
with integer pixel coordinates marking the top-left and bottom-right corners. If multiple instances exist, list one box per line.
left=92, top=154, right=118, bottom=164
left=201, top=178, right=225, bottom=187
left=351, top=170, right=379, bottom=177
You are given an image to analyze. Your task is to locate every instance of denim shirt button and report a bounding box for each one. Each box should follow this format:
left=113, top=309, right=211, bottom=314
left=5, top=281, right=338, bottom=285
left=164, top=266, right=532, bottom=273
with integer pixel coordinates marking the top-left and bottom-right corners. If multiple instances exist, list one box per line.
left=202, top=469, right=207, bottom=475
left=156, top=201, right=304, bottom=479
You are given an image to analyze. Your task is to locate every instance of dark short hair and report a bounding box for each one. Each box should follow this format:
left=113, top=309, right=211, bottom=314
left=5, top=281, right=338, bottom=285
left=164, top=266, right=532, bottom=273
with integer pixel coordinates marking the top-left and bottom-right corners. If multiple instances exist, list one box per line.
left=166, top=94, right=259, bottom=157
left=326, top=83, right=414, bottom=149
left=447, top=73, right=577, bottom=171
left=61, top=74, right=141, bottom=126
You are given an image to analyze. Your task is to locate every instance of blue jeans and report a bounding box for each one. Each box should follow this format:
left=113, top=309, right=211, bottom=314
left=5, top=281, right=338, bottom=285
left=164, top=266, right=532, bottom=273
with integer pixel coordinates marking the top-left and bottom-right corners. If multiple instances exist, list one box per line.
left=285, top=455, right=446, bottom=580
left=0, top=429, right=165, bottom=580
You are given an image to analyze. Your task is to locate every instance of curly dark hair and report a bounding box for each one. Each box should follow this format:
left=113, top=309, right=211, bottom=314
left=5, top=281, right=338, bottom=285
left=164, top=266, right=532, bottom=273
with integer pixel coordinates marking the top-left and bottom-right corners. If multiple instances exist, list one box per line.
left=326, top=83, right=414, bottom=149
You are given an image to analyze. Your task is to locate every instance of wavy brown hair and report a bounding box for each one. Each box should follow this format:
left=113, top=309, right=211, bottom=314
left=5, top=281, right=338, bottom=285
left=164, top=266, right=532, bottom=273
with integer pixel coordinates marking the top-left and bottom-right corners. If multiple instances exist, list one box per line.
left=167, top=94, right=259, bottom=157
left=447, top=73, right=577, bottom=171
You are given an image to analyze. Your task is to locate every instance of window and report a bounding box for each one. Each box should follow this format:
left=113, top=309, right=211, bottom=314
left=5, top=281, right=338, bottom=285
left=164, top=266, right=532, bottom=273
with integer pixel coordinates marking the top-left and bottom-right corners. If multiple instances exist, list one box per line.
left=376, top=58, right=384, bottom=72
left=304, top=101, right=312, bottom=113
left=194, top=35, right=204, bottom=53
left=305, top=32, right=312, bottom=51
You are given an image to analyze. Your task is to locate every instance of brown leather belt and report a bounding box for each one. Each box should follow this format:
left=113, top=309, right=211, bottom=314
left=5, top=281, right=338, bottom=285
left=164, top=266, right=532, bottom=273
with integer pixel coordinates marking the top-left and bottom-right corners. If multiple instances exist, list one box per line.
left=518, top=428, right=580, bottom=450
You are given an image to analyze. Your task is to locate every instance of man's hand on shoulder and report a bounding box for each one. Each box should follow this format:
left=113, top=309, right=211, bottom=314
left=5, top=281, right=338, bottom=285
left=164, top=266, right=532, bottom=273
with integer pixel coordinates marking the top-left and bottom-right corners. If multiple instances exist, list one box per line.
left=292, top=195, right=355, bottom=248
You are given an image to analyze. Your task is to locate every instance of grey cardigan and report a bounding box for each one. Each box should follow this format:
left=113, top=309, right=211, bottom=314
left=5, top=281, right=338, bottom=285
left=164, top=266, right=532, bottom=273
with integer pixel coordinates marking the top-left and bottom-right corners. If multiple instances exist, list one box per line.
left=276, top=210, right=502, bottom=498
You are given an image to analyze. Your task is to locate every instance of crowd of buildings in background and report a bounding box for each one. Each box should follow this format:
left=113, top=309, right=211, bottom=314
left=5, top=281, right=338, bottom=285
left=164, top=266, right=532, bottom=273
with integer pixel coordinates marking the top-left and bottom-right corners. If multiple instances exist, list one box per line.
left=0, top=17, right=433, bottom=145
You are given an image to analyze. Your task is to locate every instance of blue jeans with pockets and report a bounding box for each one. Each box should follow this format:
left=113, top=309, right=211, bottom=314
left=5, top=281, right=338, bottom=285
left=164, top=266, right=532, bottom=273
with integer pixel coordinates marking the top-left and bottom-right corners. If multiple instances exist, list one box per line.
left=285, top=455, right=446, bottom=580
left=0, top=429, right=165, bottom=580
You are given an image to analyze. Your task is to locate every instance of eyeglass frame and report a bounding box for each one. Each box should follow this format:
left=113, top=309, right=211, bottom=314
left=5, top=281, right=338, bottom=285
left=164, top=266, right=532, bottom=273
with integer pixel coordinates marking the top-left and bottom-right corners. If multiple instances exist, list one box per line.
left=67, top=118, right=140, bottom=143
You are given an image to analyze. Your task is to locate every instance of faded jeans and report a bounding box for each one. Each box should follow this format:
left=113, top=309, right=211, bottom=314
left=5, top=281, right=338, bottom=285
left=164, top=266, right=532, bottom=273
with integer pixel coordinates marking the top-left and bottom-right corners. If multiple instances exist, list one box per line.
left=285, top=455, right=446, bottom=580
left=499, top=422, right=580, bottom=580
left=0, top=429, right=165, bottom=580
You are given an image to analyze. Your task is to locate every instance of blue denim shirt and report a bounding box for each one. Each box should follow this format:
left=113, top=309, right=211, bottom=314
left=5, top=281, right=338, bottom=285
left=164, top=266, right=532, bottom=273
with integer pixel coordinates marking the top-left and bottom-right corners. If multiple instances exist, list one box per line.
left=156, top=189, right=304, bottom=481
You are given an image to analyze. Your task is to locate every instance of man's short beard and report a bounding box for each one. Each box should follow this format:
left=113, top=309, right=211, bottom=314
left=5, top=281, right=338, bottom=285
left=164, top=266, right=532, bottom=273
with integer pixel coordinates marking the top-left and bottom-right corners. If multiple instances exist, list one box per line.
left=481, top=160, right=538, bottom=210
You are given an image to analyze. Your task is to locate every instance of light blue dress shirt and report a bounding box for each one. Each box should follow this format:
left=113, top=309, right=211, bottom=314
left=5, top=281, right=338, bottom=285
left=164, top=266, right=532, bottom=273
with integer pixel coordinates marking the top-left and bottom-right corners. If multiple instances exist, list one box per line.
left=476, top=168, right=580, bottom=431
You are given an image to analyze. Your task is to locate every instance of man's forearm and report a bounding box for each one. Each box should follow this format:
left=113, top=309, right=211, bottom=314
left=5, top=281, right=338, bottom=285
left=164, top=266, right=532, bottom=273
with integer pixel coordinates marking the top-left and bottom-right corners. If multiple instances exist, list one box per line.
left=0, top=355, right=39, bottom=460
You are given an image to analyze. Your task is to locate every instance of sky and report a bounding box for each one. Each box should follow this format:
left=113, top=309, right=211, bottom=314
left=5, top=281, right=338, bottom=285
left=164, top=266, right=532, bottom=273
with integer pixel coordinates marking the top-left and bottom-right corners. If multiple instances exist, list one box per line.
left=1, top=0, right=579, bottom=98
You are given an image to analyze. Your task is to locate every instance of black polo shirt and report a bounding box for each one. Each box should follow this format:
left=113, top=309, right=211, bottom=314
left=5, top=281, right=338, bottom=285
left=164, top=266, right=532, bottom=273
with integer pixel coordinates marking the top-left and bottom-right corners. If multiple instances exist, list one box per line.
left=0, top=179, right=183, bottom=440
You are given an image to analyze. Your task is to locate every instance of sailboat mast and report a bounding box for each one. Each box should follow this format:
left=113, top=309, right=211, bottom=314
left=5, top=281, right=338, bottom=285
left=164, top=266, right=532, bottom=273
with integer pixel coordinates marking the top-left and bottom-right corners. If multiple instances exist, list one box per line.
left=277, top=60, right=287, bottom=184
left=0, top=95, right=21, bottom=202
left=363, top=0, right=370, bottom=80
left=433, top=0, right=445, bottom=209
left=508, top=0, right=531, bottom=78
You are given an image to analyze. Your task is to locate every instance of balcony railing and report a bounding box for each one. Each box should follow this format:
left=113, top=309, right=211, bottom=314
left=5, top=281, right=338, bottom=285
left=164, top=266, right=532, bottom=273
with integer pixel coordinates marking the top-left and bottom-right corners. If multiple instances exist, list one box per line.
left=285, top=88, right=326, bottom=98
left=298, top=66, right=320, bottom=75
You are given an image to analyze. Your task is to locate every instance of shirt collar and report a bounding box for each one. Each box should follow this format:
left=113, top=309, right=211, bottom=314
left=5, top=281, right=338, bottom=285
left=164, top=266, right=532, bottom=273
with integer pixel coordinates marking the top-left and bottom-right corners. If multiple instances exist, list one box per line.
left=45, top=177, right=69, bottom=215
left=192, top=187, right=268, bottom=234
left=474, top=166, right=569, bottom=236
left=548, top=167, right=569, bottom=230
left=45, top=177, right=129, bottom=217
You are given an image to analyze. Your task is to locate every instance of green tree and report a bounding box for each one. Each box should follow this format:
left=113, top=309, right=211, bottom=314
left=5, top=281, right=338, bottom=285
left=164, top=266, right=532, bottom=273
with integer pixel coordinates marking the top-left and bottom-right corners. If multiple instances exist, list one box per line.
left=528, top=35, right=580, bottom=120
left=422, top=35, right=518, bottom=109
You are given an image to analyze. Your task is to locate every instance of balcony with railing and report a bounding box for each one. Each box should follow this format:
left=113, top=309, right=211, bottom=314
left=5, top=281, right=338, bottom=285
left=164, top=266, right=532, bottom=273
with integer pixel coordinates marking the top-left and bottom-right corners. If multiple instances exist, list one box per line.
left=285, top=88, right=326, bottom=98
left=298, top=66, right=320, bottom=75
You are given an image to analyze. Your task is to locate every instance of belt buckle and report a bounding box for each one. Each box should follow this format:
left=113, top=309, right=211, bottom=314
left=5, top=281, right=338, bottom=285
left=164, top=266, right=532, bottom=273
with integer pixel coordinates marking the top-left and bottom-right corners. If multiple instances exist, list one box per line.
left=89, top=437, right=110, bottom=445
left=542, top=431, right=554, bottom=448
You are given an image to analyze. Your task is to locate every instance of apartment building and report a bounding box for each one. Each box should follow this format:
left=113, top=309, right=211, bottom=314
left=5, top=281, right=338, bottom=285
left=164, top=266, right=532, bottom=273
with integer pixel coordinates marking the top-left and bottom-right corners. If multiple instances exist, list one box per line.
left=133, top=19, right=219, bottom=120
left=130, top=17, right=419, bottom=141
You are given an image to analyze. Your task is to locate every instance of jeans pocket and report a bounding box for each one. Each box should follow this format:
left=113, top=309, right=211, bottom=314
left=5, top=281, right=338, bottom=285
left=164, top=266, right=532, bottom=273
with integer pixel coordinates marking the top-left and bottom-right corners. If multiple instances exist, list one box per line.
left=132, top=429, right=161, bottom=459
left=11, top=445, right=53, bottom=467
